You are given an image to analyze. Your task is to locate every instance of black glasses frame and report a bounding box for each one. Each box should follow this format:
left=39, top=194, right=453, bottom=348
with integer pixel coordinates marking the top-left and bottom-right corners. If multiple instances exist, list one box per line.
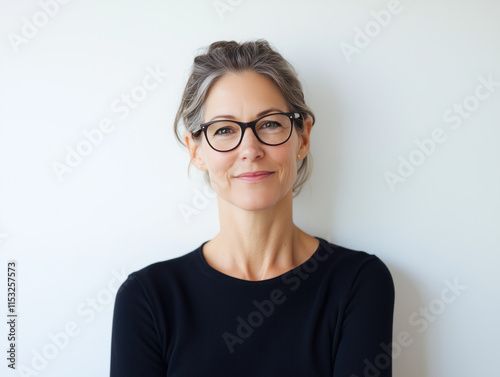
left=194, top=112, right=302, bottom=152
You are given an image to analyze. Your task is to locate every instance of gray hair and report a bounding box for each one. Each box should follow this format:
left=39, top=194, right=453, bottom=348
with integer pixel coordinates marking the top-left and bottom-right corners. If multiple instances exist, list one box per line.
left=174, top=39, right=315, bottom=195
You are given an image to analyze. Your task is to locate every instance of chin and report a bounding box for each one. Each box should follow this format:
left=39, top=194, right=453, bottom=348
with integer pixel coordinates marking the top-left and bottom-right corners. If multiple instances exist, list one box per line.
left=229, top=188, right=289, bottom=212
left=213, top=176, right=294, bottom=212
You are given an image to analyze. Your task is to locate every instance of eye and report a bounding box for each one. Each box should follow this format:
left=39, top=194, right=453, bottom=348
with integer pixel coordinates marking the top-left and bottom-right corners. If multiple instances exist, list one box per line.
left=214, top=127, right=235, bottom=135
left=261, top=121, right=283, bottom=129
left=210, top=122, right=239, bottom=137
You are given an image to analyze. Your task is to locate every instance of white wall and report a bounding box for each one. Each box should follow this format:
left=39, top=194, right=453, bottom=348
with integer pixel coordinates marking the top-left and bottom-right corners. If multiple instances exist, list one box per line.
left=1, top=0, right=499, bottom=376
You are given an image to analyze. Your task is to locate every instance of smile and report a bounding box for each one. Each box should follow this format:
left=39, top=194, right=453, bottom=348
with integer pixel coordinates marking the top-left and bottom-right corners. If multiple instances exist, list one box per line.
left=235, top=171, right=274, bottom=182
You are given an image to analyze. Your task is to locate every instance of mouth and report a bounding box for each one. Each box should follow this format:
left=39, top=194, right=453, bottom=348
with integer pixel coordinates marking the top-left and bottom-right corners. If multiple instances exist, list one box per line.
left=235, top=171, right=274, bottom=182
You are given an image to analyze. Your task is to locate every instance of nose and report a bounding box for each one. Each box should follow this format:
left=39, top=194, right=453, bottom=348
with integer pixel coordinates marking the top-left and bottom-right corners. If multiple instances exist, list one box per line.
left=238, top=127, right=263, bottom=160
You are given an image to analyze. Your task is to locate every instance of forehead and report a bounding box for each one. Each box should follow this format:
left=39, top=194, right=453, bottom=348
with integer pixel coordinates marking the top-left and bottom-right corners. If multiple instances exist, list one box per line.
left=203, top=71, right=288, bottom=121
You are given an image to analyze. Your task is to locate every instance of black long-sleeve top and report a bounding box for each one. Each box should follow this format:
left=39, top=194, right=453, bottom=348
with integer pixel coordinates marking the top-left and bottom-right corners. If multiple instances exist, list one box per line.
left=110, top=237, right=394, bottom=376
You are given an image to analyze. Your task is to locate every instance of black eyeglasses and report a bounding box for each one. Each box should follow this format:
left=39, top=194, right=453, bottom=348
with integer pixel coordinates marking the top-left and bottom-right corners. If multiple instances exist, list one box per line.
left=193, top=112, right=302, bottom=152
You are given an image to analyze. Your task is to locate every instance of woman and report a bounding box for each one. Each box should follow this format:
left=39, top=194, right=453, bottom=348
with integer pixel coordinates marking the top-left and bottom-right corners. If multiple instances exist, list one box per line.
left=110, top=40, right=394, bottom=376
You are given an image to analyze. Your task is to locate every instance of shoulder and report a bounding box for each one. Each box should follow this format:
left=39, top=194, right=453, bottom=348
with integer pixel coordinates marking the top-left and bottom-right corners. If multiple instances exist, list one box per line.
left=316, top=237, right=394, bottom=294
left=316, top=237, right=387, bottom=267
left=116, top=245, right=202, bottom=298
left=134, top=248, right=197, bottom=279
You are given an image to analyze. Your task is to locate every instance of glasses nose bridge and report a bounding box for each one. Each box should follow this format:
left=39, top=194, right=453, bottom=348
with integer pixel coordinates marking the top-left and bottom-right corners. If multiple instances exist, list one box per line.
left=239, top=120, right=260, bottom=143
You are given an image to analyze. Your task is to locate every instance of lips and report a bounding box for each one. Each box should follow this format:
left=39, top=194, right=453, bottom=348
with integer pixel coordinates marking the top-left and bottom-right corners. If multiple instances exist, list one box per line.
left=235, top=171, right=274, bottom=182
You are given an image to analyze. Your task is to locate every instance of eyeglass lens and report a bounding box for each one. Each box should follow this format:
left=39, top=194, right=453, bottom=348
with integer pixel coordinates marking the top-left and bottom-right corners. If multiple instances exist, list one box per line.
left=206, top=113, right=292, bottom=151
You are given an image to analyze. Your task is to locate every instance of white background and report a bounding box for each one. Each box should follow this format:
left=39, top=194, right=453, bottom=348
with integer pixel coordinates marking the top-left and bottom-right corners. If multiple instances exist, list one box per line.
left=1, top=0, right=499, bottom=376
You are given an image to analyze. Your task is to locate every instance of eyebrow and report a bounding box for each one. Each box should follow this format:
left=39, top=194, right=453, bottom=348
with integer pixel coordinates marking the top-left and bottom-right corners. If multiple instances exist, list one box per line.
left=208, top=108, right=286, bottom=122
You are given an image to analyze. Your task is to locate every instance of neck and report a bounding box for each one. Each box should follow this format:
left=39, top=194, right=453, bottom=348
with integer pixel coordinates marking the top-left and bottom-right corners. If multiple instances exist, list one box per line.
left=203, top=191, right=318, bottom=281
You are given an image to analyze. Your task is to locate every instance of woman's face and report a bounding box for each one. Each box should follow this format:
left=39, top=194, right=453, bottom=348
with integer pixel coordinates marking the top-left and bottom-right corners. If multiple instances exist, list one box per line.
left=186, top=70, right=311, bottom=212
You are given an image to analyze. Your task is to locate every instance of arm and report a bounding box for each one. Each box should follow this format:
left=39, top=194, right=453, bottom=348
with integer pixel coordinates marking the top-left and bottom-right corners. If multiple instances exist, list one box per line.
left=110, top=275, right=167, bottom=376
left=333, top=258, right=395, bottom=377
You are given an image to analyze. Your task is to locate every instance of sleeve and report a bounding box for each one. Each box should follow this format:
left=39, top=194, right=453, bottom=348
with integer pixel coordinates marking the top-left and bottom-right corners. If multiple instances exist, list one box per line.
left=110, top=274, right=167, bottom=377
left=332, top=257, right=395, bottom=377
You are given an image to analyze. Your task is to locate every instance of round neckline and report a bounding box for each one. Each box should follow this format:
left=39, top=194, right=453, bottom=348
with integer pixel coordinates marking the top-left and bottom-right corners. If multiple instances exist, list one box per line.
left=194, top=236, right=331, bottom=285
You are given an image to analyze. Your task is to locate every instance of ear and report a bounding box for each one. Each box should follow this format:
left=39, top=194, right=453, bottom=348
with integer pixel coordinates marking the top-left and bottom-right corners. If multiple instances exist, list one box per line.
left=184, top=132, right=207, bottom=171
left=297, top=117, right=313, bottom=160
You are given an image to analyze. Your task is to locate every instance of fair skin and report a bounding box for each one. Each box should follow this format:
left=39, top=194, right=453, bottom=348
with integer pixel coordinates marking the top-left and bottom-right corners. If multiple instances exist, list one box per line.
left=185, top=70, right=319, bottom=281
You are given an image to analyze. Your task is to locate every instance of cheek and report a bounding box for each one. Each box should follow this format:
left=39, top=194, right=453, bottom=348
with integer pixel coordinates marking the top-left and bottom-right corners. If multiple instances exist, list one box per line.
left=203, top=150, right=233, bottom=184
left=275, top=146, right=299, bottom=182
